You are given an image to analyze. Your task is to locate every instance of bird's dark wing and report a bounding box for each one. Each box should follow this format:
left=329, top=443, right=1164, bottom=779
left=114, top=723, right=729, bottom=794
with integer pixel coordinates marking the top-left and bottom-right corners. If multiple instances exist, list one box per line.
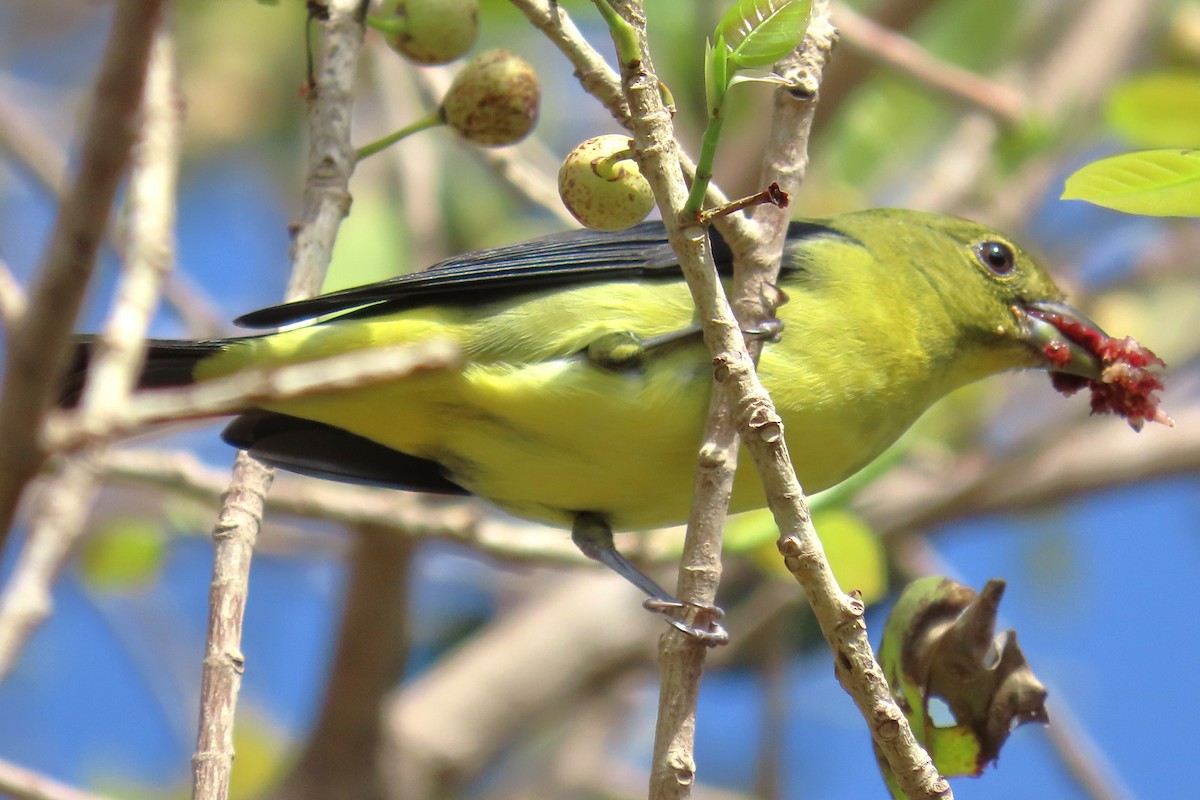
left=222, top=410, right=469, bottom=495
left=235, top=220, right=839, bottom=329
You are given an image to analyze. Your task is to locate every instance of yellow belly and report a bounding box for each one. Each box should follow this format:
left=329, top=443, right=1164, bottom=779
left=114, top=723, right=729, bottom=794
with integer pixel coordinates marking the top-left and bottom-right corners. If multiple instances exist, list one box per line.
left=242, top=343, right=912, bottom=529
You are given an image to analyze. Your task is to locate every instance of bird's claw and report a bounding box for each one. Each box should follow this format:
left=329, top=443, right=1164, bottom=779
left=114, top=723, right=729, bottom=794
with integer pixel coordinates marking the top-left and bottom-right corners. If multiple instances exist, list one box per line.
left=742, top=317, right=784, bottom=343
left=643, top=598, right=729, bottom=646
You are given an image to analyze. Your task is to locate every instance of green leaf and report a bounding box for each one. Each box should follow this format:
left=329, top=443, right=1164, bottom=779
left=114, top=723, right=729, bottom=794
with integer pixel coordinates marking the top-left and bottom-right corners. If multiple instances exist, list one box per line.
left=1107, top=72, right=1200, bottom=148
left=725, top=507, right=888, bottom=605
left=704, top=37, right=728, bottom=115
left=77, top=519, right=168, bottom=593
left=727, top=70, right=791, bottom=89
left=715, top=0, right=811, bottom=69
left=1062, top=149, right=1200, bottom=217
left=325, top=198, right=411, bottom=292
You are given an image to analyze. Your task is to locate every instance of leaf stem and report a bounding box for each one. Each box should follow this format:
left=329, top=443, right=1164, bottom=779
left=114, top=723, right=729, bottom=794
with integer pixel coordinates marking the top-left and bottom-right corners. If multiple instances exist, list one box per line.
left=364, top=15, right=405, bottom=38
left=684, top=112, right=726, bottom=216
left=592, top=0, right=642, bottom=65
left=595, top=146, right=637, bottom=178
left=354, top=111, right=443, bottom=161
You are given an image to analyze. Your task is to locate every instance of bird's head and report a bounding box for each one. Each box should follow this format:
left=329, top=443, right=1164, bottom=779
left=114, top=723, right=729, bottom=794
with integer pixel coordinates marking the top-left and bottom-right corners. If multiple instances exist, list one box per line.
left=824, top=209, right=1168, bottom=429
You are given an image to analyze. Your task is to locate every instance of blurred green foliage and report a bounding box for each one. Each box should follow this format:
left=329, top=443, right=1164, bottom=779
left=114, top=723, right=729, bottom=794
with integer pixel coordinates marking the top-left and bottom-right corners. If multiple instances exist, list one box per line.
left=76, top=519, right=168, bottom=593
left=1107, top=71, right=1200, bottom=148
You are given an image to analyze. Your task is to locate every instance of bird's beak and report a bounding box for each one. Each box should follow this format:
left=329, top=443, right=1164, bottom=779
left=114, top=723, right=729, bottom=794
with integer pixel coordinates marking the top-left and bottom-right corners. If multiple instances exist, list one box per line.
left=1011, top=300, right=1170, bottom=431
left=1011, top=300, right=1106, bottom=379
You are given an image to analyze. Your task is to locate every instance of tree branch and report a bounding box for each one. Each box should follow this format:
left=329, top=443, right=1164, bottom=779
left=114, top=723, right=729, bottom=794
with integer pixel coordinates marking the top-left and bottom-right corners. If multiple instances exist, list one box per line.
left=268, top=526, right=413, bottom=800
left=381, top=570, right=659, bottom=798
left=509, top=0, right=746, bottom=239
left=190, top=2, right=369, bottom=799
left=44, top=339, right=461, bottom=453
left=0, top=757, right=113, bottom=800
left=0, top=71, right=226, bottom=337
left=0, top=255, right=26, bottom=332
left=0, top=0, right=164, bottom=555
left=0, top=20, right=177, bottom=682
left=96, top=449, right=592, bottom=567
left=834, top=5, right=1026, bottom=126
left=191, top=453, right=274, bottom=800
left=586, top=2, right=949, bottom=797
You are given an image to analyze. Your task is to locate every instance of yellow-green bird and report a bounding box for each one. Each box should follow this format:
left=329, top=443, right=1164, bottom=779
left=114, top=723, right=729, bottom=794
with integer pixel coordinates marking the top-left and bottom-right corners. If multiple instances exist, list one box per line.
left=66, top=209, right=1133, bottom=628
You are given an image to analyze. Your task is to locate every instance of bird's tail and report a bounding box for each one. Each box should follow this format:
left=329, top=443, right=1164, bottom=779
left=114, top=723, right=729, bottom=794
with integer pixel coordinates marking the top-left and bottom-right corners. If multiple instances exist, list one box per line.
left=59, top=334, right=232, bottom=408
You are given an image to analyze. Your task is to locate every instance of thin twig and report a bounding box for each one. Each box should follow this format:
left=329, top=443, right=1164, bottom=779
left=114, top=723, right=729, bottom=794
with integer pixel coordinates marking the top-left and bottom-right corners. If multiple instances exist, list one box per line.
left=574, top=3, right=858, bottom=799
left=285, top=1, right=367, bottom=303
left=44, top=339, right=461, bottom=452
left=0, top=0, right=164, bottom=555
left=0, top=82, right=226, bottom=338
left=74, top=29, right=181, bottom=429
left=0, top=757, right=114, bottom=800
left=697, top=182, right=788, bottom=226
left=756, top=18, right=951, bottom=794
left=646, top=3, right=839, bottom=798
left=0, top=456, right=101, bottom=679
left=0, top=88, right=69, bottom=194
left=95, top=449, right=591, bottom=567
left=0, top=255, right=26, bottom=331
left=738, top=3, right=839, bottom=314
left=578, top=7, right=742, bottom=793
left=191, top=453, right=274, bottom=800
left=0, top=9, right=173, bottom=682
left=508, top=0, right=748, bottom=240
left=190, top=3, right=369, bottom=799
left=268, top=526, right=414, bottom=800
left=508, top=0, right=631, bottom=126
left=584, top=1, right=949, bottom=797
left=834, top=4, right=1026, bottom=127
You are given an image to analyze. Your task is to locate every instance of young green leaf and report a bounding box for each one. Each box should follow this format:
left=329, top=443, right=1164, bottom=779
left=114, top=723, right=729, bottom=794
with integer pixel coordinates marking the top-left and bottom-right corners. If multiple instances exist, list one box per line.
left=728, top=70, right=791, bottom=90
left=715, top=0, right=811, bottom=69
left=704, top=36, right=729, bottom=114
left=1107, top=72, right=1200, bottom=149
left=1062, top=149, right=1200, bottom=217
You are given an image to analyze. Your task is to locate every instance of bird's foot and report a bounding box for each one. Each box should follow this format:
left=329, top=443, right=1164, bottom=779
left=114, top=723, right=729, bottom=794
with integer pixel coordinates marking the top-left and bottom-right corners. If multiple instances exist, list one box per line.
left=741, top=316, right=784, bottom=343
left=571, top=512, right=729, bottom=645
left=644, top=598, right=729, bottom=646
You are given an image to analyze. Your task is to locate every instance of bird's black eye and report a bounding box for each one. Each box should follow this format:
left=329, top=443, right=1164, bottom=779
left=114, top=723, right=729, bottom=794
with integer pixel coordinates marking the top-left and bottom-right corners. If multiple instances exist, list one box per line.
left=976, top=241, right=1016, bottom=276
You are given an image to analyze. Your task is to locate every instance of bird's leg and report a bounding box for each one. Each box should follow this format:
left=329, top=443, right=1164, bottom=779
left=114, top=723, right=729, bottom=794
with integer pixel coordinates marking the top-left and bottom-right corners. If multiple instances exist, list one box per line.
left=571, top=512, right=728, bottom=645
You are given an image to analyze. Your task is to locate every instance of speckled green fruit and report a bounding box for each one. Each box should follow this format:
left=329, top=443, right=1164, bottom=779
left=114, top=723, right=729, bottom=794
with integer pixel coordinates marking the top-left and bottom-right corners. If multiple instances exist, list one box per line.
left=440, top=49, right=540, bottom=147
left=558, top=135, right=655, bottom=231
left=379, top=0, right=479, bottom=65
